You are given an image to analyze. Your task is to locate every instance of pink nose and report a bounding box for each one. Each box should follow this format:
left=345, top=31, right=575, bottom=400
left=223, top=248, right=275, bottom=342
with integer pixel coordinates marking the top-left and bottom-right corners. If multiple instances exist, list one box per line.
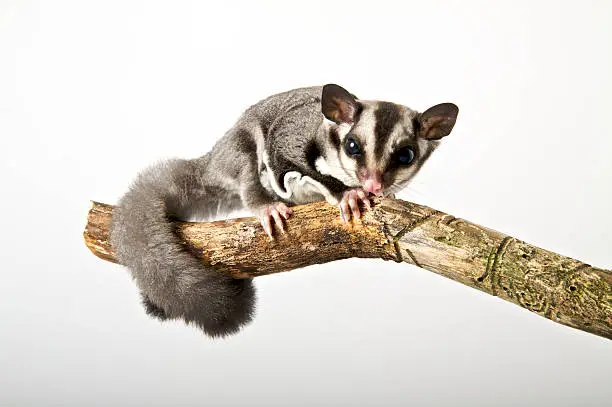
left=364, top=179, right=383, bottom=195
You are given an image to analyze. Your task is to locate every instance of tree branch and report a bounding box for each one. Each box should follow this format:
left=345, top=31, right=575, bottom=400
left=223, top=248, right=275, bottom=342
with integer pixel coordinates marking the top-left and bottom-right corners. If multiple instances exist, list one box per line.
left=83, top=198, right=612, bottom=340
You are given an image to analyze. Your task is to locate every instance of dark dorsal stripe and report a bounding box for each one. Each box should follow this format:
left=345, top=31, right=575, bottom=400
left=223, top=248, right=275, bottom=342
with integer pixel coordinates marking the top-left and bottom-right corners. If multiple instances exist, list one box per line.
left=235, top=128, right=257, bottom=157
left=374, top=102, right=402, bottom=161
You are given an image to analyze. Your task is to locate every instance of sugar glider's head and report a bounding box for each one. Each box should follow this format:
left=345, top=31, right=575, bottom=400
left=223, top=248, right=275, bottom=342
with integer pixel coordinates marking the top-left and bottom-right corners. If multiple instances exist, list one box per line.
left=320, top=84, right=458, bottom=196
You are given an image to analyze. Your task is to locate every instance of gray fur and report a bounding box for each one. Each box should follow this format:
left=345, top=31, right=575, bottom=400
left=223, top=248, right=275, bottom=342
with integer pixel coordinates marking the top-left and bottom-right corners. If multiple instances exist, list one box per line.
left=110, top=84, right=458, bottom=337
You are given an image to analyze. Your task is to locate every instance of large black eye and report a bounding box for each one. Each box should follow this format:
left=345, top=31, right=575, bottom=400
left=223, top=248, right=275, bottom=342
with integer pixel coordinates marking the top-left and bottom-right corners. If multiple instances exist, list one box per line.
left=344, top=136, right=362, bottom=157
left=395, top=146, right=415, bottom=165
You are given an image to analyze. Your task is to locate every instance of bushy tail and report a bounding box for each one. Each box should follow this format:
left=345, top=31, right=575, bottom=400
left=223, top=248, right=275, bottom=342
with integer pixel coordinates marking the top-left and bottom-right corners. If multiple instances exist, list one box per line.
left=110, top=158, right=255, bottom=338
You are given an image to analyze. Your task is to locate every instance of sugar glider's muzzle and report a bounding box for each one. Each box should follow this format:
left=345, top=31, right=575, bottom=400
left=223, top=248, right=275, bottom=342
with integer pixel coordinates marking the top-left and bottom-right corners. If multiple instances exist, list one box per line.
left=363, top=178, right=384, bottom=196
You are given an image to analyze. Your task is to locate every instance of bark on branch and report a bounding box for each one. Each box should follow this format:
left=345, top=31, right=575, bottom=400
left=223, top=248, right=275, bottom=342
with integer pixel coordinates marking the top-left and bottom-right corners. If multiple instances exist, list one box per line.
left=83, top=198, right=612, bottom=340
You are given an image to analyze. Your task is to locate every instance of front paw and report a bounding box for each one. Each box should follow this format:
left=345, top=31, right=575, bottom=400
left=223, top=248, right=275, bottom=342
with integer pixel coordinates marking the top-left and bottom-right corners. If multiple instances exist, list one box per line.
left=338, top=188, right=371, bottom=223
left=258, top=202, right=293, bottom=240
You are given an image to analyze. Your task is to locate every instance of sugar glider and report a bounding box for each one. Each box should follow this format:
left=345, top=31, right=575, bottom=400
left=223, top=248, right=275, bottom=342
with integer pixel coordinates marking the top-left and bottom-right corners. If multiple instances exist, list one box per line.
left=110, top=84, right=458, bottom=337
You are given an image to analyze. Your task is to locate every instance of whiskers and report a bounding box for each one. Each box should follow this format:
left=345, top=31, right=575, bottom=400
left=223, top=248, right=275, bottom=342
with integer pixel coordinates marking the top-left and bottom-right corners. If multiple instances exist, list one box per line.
left=384, top=178, right=428, bottom=202
left=316, top=157, right=429, bottom=203
left=317, top=160, right=360, bottom=185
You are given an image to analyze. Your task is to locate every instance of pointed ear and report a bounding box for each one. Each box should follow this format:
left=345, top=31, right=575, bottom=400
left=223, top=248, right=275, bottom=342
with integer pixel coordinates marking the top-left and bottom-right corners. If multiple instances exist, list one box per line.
left=417, top=103, right=459, bottom=140
left=321, top=84, right=359, bottom=124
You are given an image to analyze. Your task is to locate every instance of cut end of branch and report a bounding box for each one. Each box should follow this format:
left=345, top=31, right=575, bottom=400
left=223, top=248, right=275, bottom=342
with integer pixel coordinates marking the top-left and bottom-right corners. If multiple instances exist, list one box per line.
left=84, top=201, right=117, bottom=264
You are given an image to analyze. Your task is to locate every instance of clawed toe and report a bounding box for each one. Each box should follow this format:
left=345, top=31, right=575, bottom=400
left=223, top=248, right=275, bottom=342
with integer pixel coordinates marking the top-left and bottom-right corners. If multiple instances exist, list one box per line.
left=338, top=189, right=371, bottom=224
left=259, top=203, right=293, bottom=240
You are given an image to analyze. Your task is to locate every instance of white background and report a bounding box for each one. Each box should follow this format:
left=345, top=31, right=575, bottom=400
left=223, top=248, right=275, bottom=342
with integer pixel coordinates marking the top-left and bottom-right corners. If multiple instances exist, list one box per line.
left=1, top=1, right=611, bottom=406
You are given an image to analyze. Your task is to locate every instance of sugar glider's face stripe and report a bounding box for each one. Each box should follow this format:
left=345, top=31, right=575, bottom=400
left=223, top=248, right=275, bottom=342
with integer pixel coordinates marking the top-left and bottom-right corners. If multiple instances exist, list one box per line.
left=328, top=127, right=341, bottom=150
left=373, top=102, right=402, bottom=163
